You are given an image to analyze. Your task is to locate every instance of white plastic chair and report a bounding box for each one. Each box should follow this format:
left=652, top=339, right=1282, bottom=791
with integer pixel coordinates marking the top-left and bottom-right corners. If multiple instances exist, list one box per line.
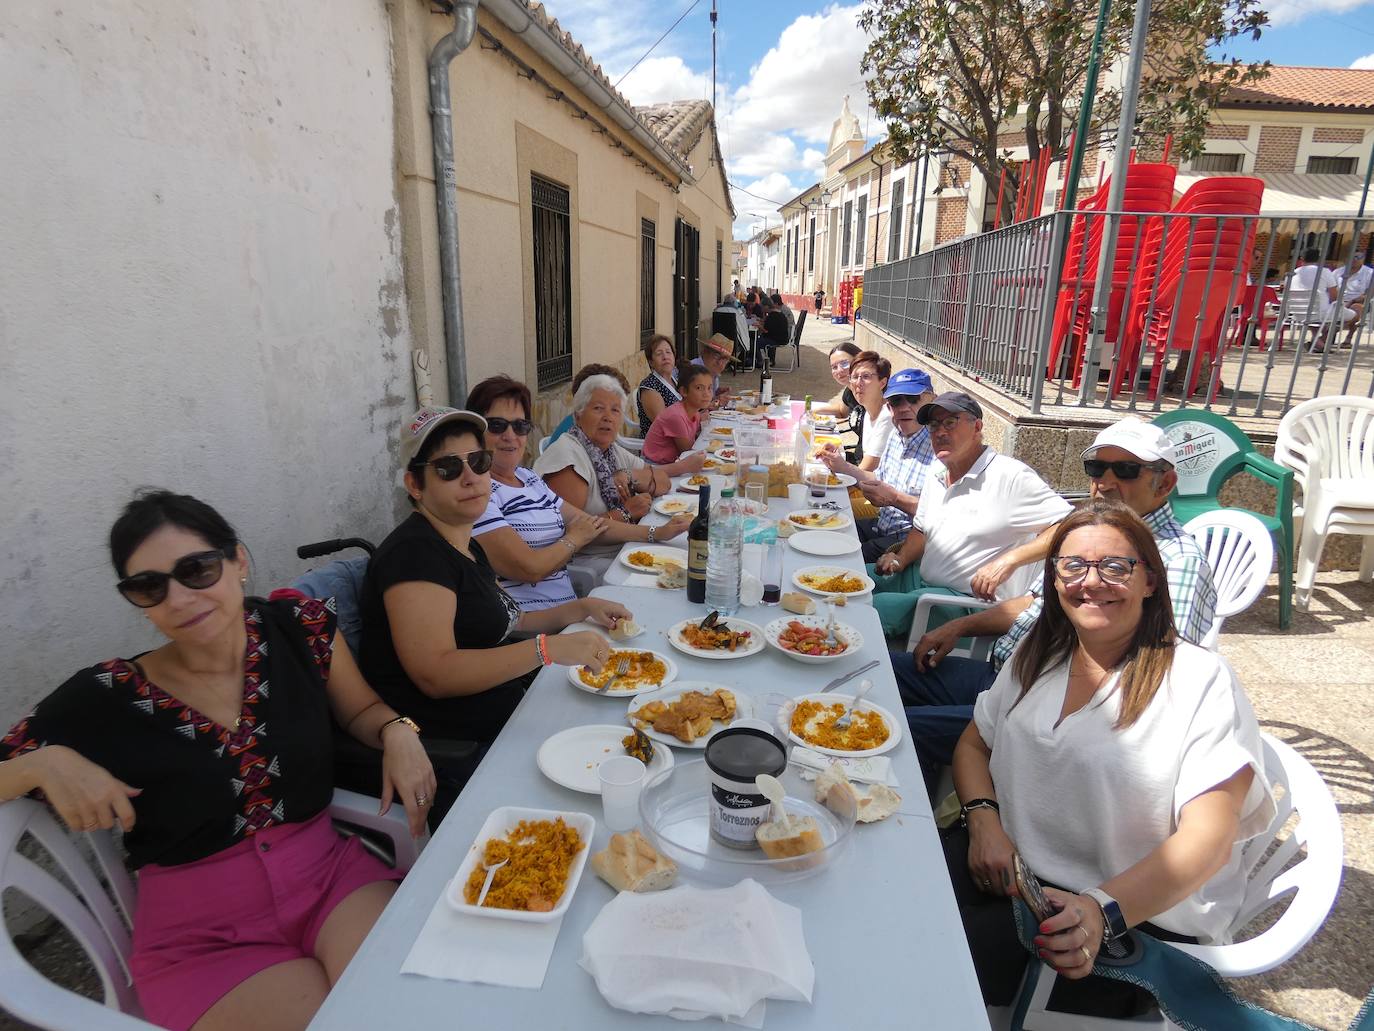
left=1274, top=396, right=1374, bottom=610
left=0, top=790, right=418, bottom=1030
left=904, top=593, right=996, bottom=659
left=616, top=435, right=645, bottom=455
left=537, top=435, right=552, bottom=456
left=1003, top=732, right=1343, bottom=1031
left=1183, top=510, right=1274, bottom=651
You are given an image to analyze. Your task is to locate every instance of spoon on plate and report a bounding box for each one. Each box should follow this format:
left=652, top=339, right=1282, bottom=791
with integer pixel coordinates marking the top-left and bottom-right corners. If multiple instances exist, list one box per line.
left=475, top=858, right=508, bottom=907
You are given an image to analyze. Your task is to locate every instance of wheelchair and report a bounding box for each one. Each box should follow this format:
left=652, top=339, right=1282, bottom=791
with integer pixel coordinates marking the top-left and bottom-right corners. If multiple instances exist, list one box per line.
left=292, top=537, right=481, bottom=831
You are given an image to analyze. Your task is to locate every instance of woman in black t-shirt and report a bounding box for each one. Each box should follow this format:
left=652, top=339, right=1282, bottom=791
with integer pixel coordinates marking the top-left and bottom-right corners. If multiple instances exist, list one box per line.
left=0, top=491, right=435, bottom=1031
left=359, top=407, right=632, bottom=745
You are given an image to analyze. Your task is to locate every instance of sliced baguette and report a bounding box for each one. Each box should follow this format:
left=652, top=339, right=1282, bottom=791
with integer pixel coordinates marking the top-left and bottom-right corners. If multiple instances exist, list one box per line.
left=755, top=814, right=824, bottom=859
left=590, top=830, right=678, bottom=892
left=780, top=591, right=815, bottom=615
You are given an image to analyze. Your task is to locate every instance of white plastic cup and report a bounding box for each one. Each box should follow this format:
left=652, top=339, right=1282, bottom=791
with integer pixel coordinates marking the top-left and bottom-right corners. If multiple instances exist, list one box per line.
left=786, top=483, right=808, bottom=507
left=598, top=755, right=647, bottom=832
left=707, top=473, right=729, bottom=499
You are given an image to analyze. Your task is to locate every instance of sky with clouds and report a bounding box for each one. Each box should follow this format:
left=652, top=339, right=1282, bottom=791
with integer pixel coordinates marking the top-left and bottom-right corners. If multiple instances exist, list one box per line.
left=543, top=0, right=1374, bottom=239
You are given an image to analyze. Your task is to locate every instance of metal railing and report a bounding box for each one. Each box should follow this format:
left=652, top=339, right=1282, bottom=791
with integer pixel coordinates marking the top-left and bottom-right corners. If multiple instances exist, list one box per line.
left=861, top=209, right=1374, bottom=418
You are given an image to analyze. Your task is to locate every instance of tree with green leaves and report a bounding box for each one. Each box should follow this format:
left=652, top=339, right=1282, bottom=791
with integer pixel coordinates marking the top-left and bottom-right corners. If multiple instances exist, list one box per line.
left=858, top=0, right=1270, bottom=218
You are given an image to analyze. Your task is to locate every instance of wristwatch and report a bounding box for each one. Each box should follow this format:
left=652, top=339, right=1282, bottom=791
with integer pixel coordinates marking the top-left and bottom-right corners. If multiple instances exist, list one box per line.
left=1084, top=888, right=1128, bottom=945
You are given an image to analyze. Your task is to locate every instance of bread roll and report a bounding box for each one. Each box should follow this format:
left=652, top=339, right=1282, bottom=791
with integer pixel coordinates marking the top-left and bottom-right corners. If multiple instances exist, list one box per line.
left=755, top=814, right=824, bottom=859
left=590, top=830, right=678, bottom=892
left=609, top=618, right=643, bottom=642
left=814, top=764, right=860, bottom=815
left=780, top=592, right=815, bottom=615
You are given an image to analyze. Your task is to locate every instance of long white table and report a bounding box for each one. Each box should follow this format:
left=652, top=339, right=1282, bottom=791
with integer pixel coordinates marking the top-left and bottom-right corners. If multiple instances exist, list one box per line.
left=311, top=578, right=987, bottom=1029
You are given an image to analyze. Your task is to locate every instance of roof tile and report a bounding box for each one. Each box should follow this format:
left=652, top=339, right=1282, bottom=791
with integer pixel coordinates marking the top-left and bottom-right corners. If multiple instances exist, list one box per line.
left=1225, top=66, right=1374, bottom=111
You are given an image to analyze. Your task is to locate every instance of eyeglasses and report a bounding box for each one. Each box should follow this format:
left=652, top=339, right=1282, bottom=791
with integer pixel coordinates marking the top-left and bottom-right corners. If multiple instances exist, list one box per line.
left=411, top=450, right=494, bottom=480
left=117, top=549, right=232, bottom=608
left=1052, top=555, right=1140, bottom=586
left=926, top=415, right=967, bottom=433
left=1083, top=459, right=1166, bottom=481
left=485, top=417, right=534, bottom=436
left=886, top=394, right=921, bottom=408
left=829, top=359, right=851, bottom=371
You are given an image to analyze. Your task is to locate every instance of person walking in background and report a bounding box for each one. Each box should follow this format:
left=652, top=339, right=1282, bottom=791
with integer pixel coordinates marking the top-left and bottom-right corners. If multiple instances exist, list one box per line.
left=813, top=287, right=825, bottom=313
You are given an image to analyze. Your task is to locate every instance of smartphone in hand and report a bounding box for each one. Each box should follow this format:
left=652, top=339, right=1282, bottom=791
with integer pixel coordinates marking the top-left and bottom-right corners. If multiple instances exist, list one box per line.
left=1013, top=852, right=1060, bottom=923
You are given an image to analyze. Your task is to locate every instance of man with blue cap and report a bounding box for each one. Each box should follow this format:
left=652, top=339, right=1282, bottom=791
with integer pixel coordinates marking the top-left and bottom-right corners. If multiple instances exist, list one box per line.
left=821, top=367, right=940, bottom=562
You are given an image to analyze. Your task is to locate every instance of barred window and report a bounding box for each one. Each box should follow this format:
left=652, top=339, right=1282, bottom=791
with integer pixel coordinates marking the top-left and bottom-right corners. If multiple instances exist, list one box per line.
left=531, top=175, right=573, bottom=389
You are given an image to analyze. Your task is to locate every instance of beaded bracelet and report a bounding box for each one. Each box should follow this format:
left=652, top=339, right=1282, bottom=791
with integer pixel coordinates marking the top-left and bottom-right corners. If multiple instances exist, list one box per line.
left=535, top=633, right=553, bottom=667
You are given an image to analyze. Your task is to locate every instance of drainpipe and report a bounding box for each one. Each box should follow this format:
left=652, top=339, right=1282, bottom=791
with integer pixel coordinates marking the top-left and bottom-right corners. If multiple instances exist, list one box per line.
left=429, top=0, right=479, bottom=408
left=870, top=150, right=884, bottom=266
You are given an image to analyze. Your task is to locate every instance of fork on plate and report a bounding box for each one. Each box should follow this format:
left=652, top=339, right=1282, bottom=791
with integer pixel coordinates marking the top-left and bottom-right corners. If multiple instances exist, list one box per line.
left=597, top=656, right=631, bottom=693
left=833, top=678, right=874, bottom=731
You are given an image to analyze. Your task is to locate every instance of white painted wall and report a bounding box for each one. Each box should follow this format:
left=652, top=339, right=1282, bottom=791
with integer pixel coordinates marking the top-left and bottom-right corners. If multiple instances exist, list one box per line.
left=0, top=2, right=415, bottom=721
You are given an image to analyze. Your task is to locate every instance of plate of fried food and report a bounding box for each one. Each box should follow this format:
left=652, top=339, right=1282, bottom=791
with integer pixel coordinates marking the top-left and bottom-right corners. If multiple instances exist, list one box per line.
left=763, top=616, right=863, bottom=664
left=792, top=565, right=875, bottom=598
left=568, top=648, right=678, bottom=696
left=783, top=693, right=903, bottom=758
left=619, top=545, right=688, bottom=574
left=709, top=425, right=735, bottom=437
left=665, top=616, right=766, bottom=659
left=444, top=807, right=595, bottom=922
left=678, top=474, right=711, bottom=493
left=699, top=458, right=737, bottom=474
left=824, top=472, right=857, bottom=489
left=652, top=495, right=695, bottom=516
left=536, top=724, right=674, bottom=793
left=785, top=510, right=854, bottom=532
left=626, top=684, right=753, bottom=749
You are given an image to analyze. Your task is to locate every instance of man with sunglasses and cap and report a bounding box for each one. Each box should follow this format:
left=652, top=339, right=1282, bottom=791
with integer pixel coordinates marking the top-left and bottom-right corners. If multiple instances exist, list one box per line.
left=894, top=415, right=1218, bottom=792
left=820, top=367, right=941, bottom=561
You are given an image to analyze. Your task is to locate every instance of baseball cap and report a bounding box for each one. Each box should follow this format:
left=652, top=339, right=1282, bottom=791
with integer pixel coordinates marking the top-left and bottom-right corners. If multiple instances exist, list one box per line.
left=882, top=368, right=933, bottom=399
left=700, top=333, right=740, bottom=363
left=1082, top=416, right=1177, bottom=466
left=917, top=390, right=983, bottom=424
left=398, top=406, right=489, bottom=468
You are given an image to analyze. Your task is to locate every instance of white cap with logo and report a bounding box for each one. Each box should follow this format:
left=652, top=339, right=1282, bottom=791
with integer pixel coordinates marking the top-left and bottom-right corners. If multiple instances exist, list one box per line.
left=1082, top=416, right=1178, bottom=466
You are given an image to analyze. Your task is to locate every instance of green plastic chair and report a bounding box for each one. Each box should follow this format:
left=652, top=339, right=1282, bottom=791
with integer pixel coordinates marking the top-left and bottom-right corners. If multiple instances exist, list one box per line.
left=1152, top=409, right=1294, bottom=629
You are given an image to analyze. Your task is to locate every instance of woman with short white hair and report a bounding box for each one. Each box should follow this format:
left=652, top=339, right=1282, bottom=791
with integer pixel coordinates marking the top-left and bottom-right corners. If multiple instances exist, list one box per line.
left=536, top=373, right=703, bottom=525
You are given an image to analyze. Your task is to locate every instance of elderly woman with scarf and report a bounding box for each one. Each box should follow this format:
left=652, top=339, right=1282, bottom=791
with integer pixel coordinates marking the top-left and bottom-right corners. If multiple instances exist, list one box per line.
left=535, top=375, right=704, bottom=563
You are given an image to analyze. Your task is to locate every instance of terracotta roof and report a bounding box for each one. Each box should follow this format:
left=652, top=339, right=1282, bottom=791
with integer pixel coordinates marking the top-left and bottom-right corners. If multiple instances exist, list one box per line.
left=636, top=100, right=713, bottom=160
left=1224, top=66, right=1374, bottom=112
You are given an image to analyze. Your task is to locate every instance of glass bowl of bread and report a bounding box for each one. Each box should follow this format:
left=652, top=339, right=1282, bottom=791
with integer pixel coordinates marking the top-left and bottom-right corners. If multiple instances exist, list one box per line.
left=637, top=758, right=855, bottom=884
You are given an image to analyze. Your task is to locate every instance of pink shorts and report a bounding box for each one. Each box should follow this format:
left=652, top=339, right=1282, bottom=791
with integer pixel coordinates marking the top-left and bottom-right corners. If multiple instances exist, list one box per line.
left=130, top=810, right=399, bottom=1031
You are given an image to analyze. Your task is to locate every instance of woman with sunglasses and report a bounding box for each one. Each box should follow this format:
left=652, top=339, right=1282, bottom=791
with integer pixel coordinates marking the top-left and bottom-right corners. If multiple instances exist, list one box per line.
left=812, top=342, right=861, bottom=418
left=466, top=376, right=691, bottom=607
left=0, top=490, right=435, bottom=1031
left=636, top=334, right=681, bottom=435
left=946, top=501, right=1272, bottom=1017
left=359, top=407, right=630, bottom=755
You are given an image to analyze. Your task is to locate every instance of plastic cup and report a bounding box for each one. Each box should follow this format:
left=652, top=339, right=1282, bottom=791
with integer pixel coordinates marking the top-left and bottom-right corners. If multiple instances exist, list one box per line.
left=744, top=482, right=767, bottom=509
left=707, top=473, right=729, bottom=499
left=761, top=541, right=784, bottom=604
left=786, top=483, right=808, bottom=507
left=598, top=755, right=647, bottom=832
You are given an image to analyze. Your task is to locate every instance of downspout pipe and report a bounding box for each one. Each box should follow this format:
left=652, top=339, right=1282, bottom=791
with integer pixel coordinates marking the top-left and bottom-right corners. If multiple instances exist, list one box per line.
left=429, top=0, right=479, bottom=408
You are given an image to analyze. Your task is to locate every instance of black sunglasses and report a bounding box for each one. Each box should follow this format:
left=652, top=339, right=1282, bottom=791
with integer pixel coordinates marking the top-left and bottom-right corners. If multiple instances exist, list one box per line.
left=117, top=549, right=232, bottom=608
left=1083, top=459, right=1165, bottom=481
left=411, top=450, right=494, bottom=480
left=886, top=394, right=921, bottom=407
left=486, top=417, right=534, bottom=436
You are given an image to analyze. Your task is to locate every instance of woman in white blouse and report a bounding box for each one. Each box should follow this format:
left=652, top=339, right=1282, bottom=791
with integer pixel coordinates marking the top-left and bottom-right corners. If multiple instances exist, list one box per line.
left=948, top=500, right=1273, bottom=1015
left=845, top=350, right=894, bottom=470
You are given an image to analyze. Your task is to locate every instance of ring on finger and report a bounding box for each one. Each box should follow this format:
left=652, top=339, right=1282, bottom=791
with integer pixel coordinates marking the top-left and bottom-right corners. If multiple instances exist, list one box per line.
left=416, top=794, right=429, bottom=807
left=1080, top=945, right=1092, bottom=964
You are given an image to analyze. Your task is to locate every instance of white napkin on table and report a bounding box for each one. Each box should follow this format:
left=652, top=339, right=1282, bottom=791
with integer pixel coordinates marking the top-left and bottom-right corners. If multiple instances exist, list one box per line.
left=788, top=746, right=900, bottom=788
left=622, top=572, right=660, bottom=588
left=580, top=879, right=813, bottom=1027
left=400, top=885, right=563, bottom=989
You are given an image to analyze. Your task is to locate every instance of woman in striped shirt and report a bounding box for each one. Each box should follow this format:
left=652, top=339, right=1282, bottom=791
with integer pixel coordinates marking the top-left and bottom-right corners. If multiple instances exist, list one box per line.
left=467, top=376, right=690, bottom=608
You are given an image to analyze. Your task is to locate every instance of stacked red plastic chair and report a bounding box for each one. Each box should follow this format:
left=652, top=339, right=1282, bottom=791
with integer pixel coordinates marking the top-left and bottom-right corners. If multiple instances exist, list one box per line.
left=1113, top=176, right=1264, bottom=399
left=1045, top=163, right=1177, bottom=383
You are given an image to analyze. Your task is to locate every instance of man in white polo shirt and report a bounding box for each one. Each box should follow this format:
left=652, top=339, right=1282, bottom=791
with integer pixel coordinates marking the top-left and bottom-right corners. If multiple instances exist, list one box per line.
left=869, top=391, right=1072, bottom=637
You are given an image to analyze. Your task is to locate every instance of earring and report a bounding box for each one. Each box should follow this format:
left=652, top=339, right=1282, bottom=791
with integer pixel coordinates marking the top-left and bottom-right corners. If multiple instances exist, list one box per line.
left=240, top=576, right=247, bottom=586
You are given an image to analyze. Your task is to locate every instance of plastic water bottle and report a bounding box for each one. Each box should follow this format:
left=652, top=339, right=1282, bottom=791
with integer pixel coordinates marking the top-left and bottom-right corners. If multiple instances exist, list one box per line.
left=705, top=487, right=744, bottom=616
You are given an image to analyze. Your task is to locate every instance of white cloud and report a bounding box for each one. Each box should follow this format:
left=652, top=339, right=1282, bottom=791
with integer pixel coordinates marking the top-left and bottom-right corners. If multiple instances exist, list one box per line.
left=1263, top=0, right=1374, bottom=25
left=615, top=55, right=711, bottom=106
left=730, top=134, right=801, bottom=178
left=1353, top=53, right=1374, bottom=70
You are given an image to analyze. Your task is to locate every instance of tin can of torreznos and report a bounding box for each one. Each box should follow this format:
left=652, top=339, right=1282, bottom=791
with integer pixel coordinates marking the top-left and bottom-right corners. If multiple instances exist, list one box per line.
left=703, top=727, right=787, bottom=849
